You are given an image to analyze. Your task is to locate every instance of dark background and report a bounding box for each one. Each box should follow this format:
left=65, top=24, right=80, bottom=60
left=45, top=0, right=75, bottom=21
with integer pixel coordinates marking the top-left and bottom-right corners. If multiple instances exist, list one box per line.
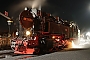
left=0, top=0, right=90, bottom=33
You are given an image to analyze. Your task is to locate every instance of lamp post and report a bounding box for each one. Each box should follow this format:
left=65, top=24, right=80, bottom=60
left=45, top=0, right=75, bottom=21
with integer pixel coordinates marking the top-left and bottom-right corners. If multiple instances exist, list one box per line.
left=7, top=20, right=13, bottom=37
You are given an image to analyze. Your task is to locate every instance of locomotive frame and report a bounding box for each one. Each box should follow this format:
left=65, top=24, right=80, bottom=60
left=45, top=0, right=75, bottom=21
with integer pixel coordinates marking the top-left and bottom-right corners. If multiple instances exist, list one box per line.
left=11, top=8, right=79, bottom=54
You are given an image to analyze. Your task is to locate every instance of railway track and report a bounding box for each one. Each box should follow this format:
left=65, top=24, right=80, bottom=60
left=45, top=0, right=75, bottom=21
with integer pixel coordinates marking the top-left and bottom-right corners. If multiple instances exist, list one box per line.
left=0, top=50, right=14, bottom=59
left=0, top=53, right=36, bottom=59
left=0, top=50, right=37, bottom=60
left=0, top=48, right=89, bottom=60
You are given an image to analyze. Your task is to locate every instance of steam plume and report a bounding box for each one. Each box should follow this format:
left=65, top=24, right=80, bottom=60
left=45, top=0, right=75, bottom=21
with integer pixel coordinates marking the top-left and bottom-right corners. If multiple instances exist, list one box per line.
left=9, top=0, right=47, bottom=16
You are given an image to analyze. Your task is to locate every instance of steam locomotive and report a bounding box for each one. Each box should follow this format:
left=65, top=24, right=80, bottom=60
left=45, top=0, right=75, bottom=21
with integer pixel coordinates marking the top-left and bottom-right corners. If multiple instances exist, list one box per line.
left=11, top=8, right=79, bottom=54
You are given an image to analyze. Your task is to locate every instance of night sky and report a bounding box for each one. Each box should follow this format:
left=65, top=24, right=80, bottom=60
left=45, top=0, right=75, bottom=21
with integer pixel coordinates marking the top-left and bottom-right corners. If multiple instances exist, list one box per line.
left=0, top=0, right=90, bottom=32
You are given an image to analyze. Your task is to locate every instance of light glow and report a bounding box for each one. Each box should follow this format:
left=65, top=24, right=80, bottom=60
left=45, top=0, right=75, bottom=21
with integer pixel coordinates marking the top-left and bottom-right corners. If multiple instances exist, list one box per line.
left=71, top=37, right=90, bottom=48
left=86, top=32, right=90, bottom=36
left=55, top=39, right=60, bottom=41
left=52, top=36, right=55, bottom=39
left=26, top=31, right=30, bottom=36
left=72, top=41, right=82, bottom=48
left=24, top=7, right=27, bottom=10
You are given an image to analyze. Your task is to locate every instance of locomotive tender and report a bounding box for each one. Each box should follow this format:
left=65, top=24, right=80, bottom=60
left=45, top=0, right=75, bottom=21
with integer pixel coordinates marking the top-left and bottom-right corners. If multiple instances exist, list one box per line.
left=11, top=7, right=79, bottom=54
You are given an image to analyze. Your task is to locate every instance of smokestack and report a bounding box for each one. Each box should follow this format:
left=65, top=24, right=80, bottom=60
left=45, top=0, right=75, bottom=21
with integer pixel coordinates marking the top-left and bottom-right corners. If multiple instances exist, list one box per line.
left=36, top=4, right=41, bottom=17
left=31, top=4, right=41, bottom=17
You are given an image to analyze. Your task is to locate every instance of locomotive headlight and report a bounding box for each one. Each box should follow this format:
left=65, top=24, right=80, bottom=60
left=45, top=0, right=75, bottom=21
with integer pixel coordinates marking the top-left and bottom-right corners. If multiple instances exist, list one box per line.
left=26, top=31, right=30, bottom=36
